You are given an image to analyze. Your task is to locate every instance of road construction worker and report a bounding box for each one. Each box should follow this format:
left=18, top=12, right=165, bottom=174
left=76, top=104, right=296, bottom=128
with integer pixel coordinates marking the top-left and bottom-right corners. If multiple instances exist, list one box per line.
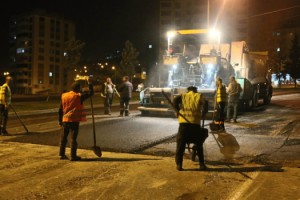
left=227, top=76, right=242, bottom=123
left=0, top=76, right=12, bottom=135
left=173, top=86, right=208, bottom=171
left=58, top=78, right=94, bottom=161
left=101, top=77, right=115, bottom=115
left=118, top=76, right=133, bottom=117
left=215, top=77, right=227, bottom=130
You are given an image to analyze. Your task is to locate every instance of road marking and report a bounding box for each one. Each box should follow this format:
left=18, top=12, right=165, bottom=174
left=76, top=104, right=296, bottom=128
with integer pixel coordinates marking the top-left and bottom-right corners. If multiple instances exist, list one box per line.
left=226, top=171, right=261, bottom=200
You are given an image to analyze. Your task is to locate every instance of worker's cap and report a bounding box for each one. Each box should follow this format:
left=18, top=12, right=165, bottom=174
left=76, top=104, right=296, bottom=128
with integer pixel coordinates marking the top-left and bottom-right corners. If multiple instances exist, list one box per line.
left=187, top=86, right=197, bottom=92
left=217, top=77, right=222, bottom=82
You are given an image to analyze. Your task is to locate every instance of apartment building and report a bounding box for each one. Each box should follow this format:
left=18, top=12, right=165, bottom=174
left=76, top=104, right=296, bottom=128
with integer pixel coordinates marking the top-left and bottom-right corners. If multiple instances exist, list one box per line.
left=9, top=10, right=76, bottom=94
left=248, top=0, right=300, bottom=55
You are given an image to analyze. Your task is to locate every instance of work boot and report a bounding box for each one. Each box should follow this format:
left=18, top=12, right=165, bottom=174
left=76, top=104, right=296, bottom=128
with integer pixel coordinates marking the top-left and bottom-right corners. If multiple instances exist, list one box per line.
left=234, top=119, right=237, bottom=123
left=70, top=156, right=81, bottom=161
left=60, top=155, right=69, bottom=160
left=125, top=110, right=129, bottom=116
left=119, top=110, right=124, bottom=117
left=70, top=148, right=81, bottom=161
left=176, top=164, right=183, bottom=171
left=199, top=163, right=207, bottom=171
left=1, top=129, right=8, bottom=135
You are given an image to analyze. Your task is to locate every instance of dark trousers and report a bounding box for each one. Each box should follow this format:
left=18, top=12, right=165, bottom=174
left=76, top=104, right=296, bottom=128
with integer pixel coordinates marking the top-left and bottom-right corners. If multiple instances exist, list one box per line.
left=217, top=102, right=226, bottom=128
left=175, top=123, right=207, bottom=167
left=104, top=94, right=113, bottom=114
left=59, top=122, right=79, bottom=158
left=0, top=104, right=8, bottom=130
left=120, top=97, right=131, bottom=116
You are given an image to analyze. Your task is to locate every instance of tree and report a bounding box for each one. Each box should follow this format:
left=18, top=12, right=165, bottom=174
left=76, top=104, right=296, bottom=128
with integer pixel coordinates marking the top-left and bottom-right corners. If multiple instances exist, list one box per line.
left=266, top=35, right=287, bottom=88
left=266, top=50, right=286, bottom=88
left=62, top=39, right=85, bottom=90
left=63, top=39, right=86, bottom=71
left=120, top=40, right=140, bottom=80
left=286, top=33, right=300, bottom=88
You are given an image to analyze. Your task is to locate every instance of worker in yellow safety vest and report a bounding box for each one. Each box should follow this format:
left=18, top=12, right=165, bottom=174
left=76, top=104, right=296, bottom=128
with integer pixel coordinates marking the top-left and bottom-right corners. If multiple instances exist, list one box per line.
left=173, top=86, right=208, bottom=171
left=58, top=77, right=94, bottom=161
left=215, top=77, right=227, bottom=130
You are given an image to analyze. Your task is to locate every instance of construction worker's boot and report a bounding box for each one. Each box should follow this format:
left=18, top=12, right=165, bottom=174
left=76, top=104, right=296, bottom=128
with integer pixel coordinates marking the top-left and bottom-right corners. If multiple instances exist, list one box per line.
left=176, top=163, right=183, bottom=171
left=70, top=148, right=81, bottom=161
left=125, top=110, right=129, bottom=116
left=199, top=162, right=207, bottom=171
left=119, top=110, right=124, bottom=117
left=59, top=148, right=68, bottom=160
left=1, top=126, right=8, bottom=135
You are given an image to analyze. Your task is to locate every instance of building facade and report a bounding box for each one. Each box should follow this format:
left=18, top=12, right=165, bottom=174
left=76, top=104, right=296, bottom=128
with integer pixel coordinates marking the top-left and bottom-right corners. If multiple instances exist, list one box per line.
left=9, top=10, right=76, bottom=94
left=248, top=0, right=300, bottom=55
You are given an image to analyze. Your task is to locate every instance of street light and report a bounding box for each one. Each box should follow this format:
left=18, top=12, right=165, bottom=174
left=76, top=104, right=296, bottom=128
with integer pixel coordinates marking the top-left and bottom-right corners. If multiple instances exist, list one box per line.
left=167, top=31, right=176, bottom=55
left=112, top=66, right=116, bottom=83
left=207, top=0, right=210, bottom=28
left=208, top=29, right=221, bottom=54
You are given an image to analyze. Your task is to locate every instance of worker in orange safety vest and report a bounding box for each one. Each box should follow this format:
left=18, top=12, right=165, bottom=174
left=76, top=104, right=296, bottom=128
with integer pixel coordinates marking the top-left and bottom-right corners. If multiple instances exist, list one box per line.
left=58, top=77, right=94, bottom=161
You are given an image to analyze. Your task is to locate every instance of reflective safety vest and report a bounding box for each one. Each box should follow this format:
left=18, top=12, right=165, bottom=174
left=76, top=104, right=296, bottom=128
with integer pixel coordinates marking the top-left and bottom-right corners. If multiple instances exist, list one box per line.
left=62, top=91, right=86, bottom=122
left=216, top=84, right=227, bottom=103
left=0, top=83, right=11, bottom=105
left=178, top=91, right=203, bottom=125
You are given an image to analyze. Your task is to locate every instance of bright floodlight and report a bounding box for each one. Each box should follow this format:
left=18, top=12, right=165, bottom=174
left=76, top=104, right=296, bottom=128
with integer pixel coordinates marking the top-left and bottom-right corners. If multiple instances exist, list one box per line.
left=167, top=31, right=176, bottom=39
left=209, top=29, right=220, bottom=38
left=208, top=29, right=221, bottom=44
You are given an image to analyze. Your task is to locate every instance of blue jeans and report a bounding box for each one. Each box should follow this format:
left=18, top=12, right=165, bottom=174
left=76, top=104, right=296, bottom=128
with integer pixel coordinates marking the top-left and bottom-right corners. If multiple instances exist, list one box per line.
left=227, top=102, right=238, bottom=120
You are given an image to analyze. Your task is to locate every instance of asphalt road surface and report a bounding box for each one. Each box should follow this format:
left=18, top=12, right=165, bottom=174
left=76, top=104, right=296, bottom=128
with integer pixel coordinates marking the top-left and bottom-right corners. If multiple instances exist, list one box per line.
left=4, top=92, right=300, bottom=159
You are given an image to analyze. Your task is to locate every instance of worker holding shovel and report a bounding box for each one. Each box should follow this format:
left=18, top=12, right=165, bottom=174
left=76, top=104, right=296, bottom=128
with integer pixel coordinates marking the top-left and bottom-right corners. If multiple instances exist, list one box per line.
left=58, top=77, right=94, bottom=161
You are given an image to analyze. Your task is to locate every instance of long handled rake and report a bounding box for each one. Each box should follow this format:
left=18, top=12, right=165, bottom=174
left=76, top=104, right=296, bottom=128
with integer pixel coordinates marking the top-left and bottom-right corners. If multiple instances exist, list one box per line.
left=9, top=105, right=29, bottom=134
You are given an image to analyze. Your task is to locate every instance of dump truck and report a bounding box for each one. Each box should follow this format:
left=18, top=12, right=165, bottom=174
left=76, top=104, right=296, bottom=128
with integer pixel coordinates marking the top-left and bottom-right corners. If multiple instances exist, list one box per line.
left=138, top=29, right=272, bottom=117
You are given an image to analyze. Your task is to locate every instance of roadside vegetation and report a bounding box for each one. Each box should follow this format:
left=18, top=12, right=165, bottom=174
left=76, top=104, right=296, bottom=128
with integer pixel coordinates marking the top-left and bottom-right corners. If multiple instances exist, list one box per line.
left=11, top=92, right=140, bottom=112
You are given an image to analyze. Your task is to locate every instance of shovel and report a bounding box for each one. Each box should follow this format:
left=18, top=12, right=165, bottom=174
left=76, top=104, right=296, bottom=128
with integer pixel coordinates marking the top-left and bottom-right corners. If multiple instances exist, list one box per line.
left=90, top=96, right=102, bottom=157
left=10, top=104, right=29, bottom=134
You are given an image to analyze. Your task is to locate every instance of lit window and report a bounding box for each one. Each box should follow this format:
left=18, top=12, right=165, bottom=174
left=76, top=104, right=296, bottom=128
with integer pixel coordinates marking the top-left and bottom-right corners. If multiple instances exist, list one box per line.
left=17, top=48, right=25, bottom=54
left=149, top=45, right=152, bottom=49
left=49, top=72, right=53, bottom=77
left=277, top=48, right=280, bottom=52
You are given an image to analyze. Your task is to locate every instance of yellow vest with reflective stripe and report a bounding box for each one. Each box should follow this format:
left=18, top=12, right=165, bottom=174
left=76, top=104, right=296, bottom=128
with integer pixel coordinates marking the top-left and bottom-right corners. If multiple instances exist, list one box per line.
left=62, top=91, right=87, bottom=122
left=178, top=91, right=202, bottom=125
left=216, top=84, right=227, bottom=103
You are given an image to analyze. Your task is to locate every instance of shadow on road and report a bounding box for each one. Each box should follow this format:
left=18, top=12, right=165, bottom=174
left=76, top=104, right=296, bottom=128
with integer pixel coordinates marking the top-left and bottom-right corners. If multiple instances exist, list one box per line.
left=183, top=164, right=283, bottom=173
left=79, top=157, right=161, bottom=162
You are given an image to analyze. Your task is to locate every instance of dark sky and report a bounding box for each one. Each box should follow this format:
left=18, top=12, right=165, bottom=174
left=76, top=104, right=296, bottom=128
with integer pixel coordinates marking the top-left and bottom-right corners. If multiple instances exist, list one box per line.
left=0, top=0, right=160, bottom=67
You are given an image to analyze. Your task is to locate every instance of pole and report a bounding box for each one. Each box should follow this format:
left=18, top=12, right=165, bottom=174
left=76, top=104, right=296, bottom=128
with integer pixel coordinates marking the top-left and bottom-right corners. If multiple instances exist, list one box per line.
left=10, top=105, right=29, bottom=134
left=207, top=0, right=210, bottom=28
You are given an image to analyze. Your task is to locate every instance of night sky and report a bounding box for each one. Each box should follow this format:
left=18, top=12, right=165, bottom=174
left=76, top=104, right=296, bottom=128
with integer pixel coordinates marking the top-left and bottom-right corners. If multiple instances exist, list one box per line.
left=0, top=0, right=160, bottom=67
